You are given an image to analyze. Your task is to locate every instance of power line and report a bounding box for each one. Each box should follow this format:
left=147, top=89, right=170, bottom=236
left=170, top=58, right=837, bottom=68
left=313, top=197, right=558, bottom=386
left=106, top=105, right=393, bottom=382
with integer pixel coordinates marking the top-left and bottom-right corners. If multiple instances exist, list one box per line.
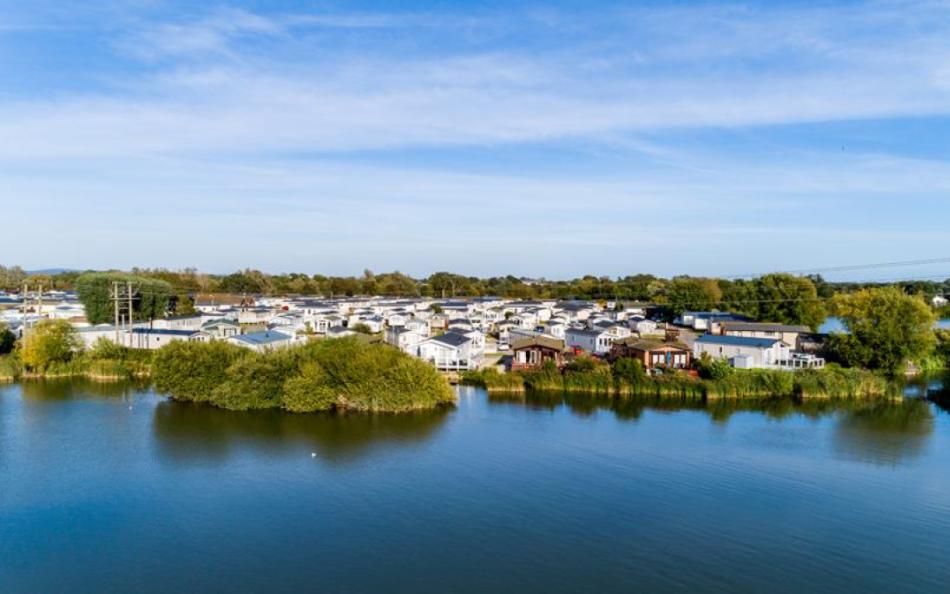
left=725, top=257, right=950, bottom=280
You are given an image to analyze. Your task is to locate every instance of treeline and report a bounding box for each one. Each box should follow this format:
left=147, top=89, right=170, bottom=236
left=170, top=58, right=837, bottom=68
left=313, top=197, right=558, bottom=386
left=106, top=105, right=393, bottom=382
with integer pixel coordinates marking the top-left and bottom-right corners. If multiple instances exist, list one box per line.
left=4, top=265, right=948, bottom=304
left=152, top=337, right=456, bottom=413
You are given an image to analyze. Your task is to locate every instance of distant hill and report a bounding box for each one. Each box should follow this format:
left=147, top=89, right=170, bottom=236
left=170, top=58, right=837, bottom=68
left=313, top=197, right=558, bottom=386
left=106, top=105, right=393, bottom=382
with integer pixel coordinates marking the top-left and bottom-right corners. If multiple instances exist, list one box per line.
left=26, top=268, right=78, bottom=275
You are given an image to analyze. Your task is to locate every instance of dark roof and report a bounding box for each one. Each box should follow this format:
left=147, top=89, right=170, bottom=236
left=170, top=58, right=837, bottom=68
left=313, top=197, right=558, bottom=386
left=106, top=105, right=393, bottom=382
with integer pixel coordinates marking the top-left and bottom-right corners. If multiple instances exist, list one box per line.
left=131, top=328, right=200, bottom=337
left=202, top=318, right=239, bottom=327
left=684, top=311, right=753, bottom=322
left=615, top=337, right=689, bottom=351
left=566, top=328, right=605, bottom=338
left=719, top=322, right=810, bottom=333
left=695, top=335, right=779, bottom=348
left=511, top=336, right=566, bottom=352
left=427, top=332, right=472, bottom=347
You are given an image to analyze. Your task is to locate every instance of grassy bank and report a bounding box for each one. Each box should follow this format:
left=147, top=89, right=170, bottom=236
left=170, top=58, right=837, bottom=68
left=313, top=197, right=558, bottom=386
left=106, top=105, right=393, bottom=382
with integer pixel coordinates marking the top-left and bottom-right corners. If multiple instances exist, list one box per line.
left=152, top=337, right=456, bottom=413
left=0, top=348, right=152, bottom=383
left=463, top=362, right=891, bottom=400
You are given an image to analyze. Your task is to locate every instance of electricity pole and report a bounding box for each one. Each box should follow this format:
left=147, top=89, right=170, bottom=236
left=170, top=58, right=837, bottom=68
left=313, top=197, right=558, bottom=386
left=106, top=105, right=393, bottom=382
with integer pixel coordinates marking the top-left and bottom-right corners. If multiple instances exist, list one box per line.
left=21, top=282, right=28, bottom=338
left=113, top=281, right=121, bottom=344
left=127, top=280, right=134, bottom=347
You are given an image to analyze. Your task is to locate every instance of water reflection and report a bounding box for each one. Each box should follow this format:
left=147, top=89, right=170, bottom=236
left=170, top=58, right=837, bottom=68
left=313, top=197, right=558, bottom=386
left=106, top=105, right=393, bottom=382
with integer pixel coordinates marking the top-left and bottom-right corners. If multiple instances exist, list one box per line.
left=491, top=390, right=937, bottom=465
left=832, top=399, right=934, bottom=465
left=17, top=378, right=148, bottom=400
left=493, top=391, right=851, bottom=423
left=152, top=400, right=451, bottom=464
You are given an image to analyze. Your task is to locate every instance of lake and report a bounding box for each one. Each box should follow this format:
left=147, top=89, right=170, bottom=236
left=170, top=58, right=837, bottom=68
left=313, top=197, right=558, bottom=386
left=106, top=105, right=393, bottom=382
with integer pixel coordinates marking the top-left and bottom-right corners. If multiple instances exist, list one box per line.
left=820, top=317, right=950, bottom=333
left=3, top=378, right=950, bottom=593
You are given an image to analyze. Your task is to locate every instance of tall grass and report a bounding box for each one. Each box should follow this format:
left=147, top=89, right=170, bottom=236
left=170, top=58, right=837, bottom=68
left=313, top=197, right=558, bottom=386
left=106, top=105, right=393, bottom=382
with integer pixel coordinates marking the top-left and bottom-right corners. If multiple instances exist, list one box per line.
left=469, top=358, right=890, bottom=401
left=0, top=355, right=21, bottom=381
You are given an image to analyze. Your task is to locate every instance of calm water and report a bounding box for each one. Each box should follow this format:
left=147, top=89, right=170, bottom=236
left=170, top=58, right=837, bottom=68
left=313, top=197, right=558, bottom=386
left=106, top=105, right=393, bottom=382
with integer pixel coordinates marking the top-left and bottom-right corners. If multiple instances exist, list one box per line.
left=820, top=316, right=950, bottom=333
left=3, top=379, right=950, bottom=593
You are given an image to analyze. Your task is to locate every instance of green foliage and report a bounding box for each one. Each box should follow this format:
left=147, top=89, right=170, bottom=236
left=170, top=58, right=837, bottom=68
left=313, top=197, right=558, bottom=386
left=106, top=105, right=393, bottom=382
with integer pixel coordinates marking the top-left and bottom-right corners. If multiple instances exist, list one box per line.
left=75, top=272, right=172, bottom=324
left=0, top=322, right=15, bottom=355
left=750, top=273, right=825, bottom=330
left=461, top=368, right=526, bottom=392
left=211, top=348, right=303, bottom=410
left=150, top=337, right=456, bottom=413
left=351, top=323, right=374, bottom=334
left=296, top=338, right=455, bottom=412
left=665, top=278, right=722, bottom=317
left=283, top=362, right=339, bottom=412
left=19, top=319, right=82, bottom=371
left=695, top=352, right=733, bottom=380
left=174, top=294, right=197, bottom=315
left=611, top=357, right=647, bottom=385
left=793, top=364, right=888, bottom=398
left=87, top=336, right=127, bottom=360
left=0, top=354, right=21, bottom=380
left=152, top=340, right=248, bottom=403
left=81, top=338, right=154, bottom=378
left=828, top=287, right=936, bottom=375
left=0, top=265, right=27, bottom=291
left=935, top=329, right=950, bottom=368
left=218, top=269, right=269, bottom=294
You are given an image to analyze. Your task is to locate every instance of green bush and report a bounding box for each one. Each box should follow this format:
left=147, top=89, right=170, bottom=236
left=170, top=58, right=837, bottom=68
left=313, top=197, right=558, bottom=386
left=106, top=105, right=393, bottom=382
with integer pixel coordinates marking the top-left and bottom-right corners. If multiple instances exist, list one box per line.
left=612, top=357, right=646, bottom=386
left=19, top=319, right=82, bottom=371
left=211, top=348, right=302, bottom=411
left=0, top=355, right=21, bottom=380
left=152, top=340, right=248, bottom=403
left=151, top=337, right=455, bottom=413
left=695, top=352, right=732, bottom=380
left=283, top=362, right=343, bottom=412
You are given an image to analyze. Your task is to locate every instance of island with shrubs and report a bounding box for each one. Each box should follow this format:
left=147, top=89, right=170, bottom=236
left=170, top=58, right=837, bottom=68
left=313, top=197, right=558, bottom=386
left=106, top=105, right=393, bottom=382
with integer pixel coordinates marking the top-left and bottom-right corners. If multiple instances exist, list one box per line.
left=151, top=337, right=456, bottom=413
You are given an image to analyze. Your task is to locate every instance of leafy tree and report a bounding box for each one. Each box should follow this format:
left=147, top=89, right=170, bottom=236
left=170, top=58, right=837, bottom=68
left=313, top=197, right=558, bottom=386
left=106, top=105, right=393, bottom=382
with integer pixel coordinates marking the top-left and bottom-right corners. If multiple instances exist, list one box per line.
left=0, top=322, right=15, bottom=355
left=174, top=294, right=197, bottom=316
left=75, top=272, right=172, bottom=324
left=665, top=278, right=721, bottom=317
left=218, top=269, right=270, bottom=294
left=351, top=323, right=374, bottom=334
left=19, top=319, right=81, bottom=370
left=828, top=287, right=936, bottom=375
left=934, top=329, right=950, bottom=368
left=753, top=273, right=825, bottom=330
left=0, top=265, right=27, bottom=291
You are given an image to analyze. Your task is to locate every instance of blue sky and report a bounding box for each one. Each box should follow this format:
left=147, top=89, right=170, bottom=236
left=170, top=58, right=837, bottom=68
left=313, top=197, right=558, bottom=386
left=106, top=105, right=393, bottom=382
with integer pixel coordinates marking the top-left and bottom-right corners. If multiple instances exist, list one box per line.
left=2, top=0, right=950, bottom=280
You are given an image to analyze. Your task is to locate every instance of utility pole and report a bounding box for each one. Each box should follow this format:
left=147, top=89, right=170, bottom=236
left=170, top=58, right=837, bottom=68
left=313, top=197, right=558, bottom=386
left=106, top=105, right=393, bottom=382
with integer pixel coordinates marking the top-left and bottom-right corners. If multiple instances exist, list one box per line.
left=36, top=283, right=43, bottom=323
left=21, top=282, right=28, bottom=338
left=113, top=281, right=121, bottom=344
left=127, top=280, right=134, bottom=348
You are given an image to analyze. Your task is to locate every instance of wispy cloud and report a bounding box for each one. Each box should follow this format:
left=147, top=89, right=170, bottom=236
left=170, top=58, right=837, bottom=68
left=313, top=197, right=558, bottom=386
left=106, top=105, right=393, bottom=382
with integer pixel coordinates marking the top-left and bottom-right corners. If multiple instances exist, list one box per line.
left=2, top=1, right=950, bottom=274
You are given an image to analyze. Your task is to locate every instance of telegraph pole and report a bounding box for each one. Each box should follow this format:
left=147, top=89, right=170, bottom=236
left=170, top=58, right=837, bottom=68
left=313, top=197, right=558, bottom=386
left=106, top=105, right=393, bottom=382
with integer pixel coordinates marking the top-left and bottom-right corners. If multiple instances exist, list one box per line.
left=21, top=282, right=28, bottom=338
left=113, top=281, right=121, bottom=344
left=127, top=280, right=134, bottom=347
